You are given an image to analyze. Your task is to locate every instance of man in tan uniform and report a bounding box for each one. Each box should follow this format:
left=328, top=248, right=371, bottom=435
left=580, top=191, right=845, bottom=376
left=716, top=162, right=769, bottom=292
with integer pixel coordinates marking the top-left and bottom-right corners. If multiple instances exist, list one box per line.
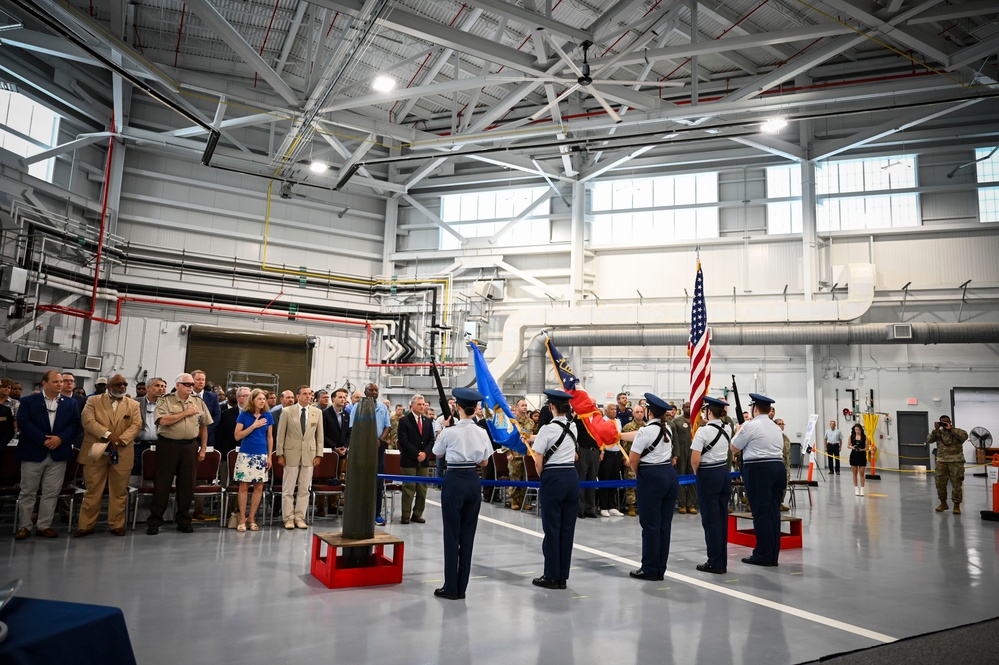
left=276, top=384, right=324, bottom=528
left=148, top=373, right=213, bottom=535
left=76, top=374, right=142, bottom=537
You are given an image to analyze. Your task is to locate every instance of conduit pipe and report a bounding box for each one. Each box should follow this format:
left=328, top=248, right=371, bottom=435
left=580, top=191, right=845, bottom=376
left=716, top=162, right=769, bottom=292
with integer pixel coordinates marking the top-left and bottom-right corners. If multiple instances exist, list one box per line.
left=551, top=322, right=999, bottom=347
left=490, top=264, right=876, bottom=383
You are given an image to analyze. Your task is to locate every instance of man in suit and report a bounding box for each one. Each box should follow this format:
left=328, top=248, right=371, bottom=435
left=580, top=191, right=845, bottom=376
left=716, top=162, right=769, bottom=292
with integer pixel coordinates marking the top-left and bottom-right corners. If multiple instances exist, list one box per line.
left=190, top=370, right=221, bottom=446
left=14, top=370, right=81, bottom=540
left=276, top=384, right=324, bottom=529
left=75, top=374, right=142, bottom=537
left=397, top=393, right=435, bottom=524
left=317, top=388, right=350, bottom=517
left=133, top=377, right=167, bottom=484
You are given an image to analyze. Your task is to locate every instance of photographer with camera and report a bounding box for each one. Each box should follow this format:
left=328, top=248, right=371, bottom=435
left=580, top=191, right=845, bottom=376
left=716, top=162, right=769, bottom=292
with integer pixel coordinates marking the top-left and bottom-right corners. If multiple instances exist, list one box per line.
left=926, top=415, right=968, bottom=514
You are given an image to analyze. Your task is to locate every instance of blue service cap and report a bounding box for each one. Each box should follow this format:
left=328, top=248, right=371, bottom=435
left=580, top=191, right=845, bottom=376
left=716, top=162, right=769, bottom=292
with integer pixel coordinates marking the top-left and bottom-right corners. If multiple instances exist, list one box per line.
left=544, top=389, right=573, bottom=401
left=703, top=396, right=729, bottom=408
left=644, top=393, right=671, bottom=412
left=748, top=393, right=775, bottom=407
left=452, top=387, right=483, bottom=407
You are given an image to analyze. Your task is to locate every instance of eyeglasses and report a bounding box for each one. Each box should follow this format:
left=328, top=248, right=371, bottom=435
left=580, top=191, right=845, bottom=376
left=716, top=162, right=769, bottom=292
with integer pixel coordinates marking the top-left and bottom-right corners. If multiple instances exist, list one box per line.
left=110, top=382, right=128, bottom=388
left=179, top=382, right=195, bottom=388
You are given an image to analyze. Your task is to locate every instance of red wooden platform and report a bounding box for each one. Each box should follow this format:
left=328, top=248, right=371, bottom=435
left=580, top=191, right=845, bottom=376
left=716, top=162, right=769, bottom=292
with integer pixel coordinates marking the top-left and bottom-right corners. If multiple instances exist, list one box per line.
left=311, top=531, right=405, bottom=589
left=728, top=512, right=803, bottom=550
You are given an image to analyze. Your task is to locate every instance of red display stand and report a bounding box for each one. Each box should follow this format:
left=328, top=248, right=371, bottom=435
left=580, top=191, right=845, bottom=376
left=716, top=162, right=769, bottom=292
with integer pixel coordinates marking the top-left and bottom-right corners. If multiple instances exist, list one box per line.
left=311, top=531, right=405, bottom=589
left=727, top=512, right=803, bottom=550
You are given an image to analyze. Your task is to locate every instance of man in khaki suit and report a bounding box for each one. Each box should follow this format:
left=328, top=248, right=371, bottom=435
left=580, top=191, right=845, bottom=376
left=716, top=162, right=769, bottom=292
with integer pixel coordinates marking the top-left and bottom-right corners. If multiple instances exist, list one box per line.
left=76, top=374, right=142, bottom=537
left=276, top=384, right=324, bottom=529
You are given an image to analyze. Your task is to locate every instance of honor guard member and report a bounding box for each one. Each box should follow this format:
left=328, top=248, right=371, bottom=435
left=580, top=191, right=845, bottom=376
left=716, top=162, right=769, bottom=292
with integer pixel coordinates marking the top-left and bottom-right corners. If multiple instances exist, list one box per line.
left=621, top=393, right=678, bottom=580
left=431, top=388, right=493, bottom=600
left=531, top=389, right=579, bottom=590
left=730, top=393, right=786, bottom=567
left=690, top=396, right=734, bottom=574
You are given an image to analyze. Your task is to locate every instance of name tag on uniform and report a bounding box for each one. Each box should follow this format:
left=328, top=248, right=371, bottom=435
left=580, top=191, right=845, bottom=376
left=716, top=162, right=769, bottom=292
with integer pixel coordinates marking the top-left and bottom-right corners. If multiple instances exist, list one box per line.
left=0, top=416, right=6, bottom=422
left=173, top=404, right=182, bottom=411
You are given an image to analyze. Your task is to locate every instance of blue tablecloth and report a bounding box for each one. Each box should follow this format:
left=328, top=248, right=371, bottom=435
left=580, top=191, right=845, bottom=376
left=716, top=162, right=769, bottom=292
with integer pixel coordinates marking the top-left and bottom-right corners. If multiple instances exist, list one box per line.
left=0, top=597, right=137, bottom=665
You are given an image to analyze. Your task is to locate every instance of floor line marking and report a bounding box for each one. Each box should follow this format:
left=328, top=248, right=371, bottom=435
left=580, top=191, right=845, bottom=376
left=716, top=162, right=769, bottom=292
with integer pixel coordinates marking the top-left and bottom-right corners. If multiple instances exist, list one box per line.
left=426, top=499, right=896, bottom=644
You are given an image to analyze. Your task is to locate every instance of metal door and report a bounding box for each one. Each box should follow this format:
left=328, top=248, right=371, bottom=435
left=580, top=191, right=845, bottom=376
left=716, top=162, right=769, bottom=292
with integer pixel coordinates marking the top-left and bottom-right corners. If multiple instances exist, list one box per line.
left=896, top=411, right=930, bottom=470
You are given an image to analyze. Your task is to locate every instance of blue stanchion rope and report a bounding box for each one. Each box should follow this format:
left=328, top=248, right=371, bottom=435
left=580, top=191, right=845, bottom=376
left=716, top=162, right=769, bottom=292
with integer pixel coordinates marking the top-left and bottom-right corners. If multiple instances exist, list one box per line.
left=377, top=471, right=742, bottom=488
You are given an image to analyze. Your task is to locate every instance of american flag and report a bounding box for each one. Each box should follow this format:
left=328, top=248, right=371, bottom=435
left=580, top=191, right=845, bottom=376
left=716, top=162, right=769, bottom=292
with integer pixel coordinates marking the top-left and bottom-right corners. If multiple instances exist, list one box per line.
left=688, top=260, right=711, bottom=434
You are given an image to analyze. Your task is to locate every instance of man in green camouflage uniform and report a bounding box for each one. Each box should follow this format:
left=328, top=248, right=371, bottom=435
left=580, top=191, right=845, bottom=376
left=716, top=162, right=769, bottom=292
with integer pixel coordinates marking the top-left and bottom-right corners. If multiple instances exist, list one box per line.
left=620, top=405, right=646, bottom=516
left=387, top=403, right=404, bottom=449
left=775, top=415, right=791, bottom=511
left=673, top=402, right=698, bottom=515
left=509, top=399, right=534, bottom=511
left=927, top=415, right=968, bottom=514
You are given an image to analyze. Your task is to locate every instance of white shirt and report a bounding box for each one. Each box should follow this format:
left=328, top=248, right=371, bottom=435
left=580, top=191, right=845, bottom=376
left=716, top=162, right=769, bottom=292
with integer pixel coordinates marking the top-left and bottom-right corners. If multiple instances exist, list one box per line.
left=733, top=414, right=785, bottom=461
left=531, top=416, right=578, bottom=466
left=432, top=418, right=492, bottom=465
left=141, top=398, right=159, bottom=441
left=631, top=421, right=672, bottom=465
left=691, top=419, right=733, bottom=467
left=43, top=394, right=61, bottom=431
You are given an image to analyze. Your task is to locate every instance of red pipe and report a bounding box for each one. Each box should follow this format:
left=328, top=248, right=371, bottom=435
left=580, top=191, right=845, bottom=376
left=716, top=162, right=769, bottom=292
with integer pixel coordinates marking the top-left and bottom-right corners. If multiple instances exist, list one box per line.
left=254, top=0, right=282, bottom=88
left=174, top=4, right=186, bottom=69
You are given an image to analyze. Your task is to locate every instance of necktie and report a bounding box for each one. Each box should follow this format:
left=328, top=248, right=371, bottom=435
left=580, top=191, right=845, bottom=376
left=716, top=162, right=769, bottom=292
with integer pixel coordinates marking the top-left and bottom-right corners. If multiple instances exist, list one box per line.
left=416, top=416, right=423, bottom=436
left=301, top=407, right=307, bottom=434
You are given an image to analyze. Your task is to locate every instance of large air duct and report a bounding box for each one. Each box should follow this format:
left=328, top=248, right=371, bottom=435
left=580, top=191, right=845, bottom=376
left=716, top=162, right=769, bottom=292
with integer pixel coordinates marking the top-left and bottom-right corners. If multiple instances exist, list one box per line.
left=551, top=322, right=999, bottom=347
left=526, top=335, right=547, bottom=394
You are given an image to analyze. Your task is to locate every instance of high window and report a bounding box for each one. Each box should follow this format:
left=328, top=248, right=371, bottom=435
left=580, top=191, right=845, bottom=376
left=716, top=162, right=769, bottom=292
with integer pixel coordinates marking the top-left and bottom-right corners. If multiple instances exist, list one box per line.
left=0, top=91, right=60, bottom=182
left=815, top=155, right=918, bottom=231
left=439, top=187, right=550, bottom=250
left=590, top=172, right=719, bottom=245
left=974, top=147, right=999, bottom=223
left=766, top=164, right=802, bottom=234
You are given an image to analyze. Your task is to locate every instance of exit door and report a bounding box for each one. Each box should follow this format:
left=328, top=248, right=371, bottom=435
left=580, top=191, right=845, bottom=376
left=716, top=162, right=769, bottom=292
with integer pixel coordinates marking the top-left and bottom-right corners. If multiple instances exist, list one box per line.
left=897, top=411, right=930, bottom=470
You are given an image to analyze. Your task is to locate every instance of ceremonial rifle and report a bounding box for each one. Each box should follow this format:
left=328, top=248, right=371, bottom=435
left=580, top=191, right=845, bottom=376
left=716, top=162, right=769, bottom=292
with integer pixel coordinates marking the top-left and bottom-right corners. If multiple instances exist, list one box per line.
left=731, top=375, right=746, bottom=426
left=429, top=359, right=452, bottom=424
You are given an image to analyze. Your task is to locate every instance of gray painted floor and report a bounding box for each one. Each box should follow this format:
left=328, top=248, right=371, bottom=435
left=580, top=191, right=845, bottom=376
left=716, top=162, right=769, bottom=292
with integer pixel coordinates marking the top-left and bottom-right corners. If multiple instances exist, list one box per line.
left=3, top=470, right=996, bottom=665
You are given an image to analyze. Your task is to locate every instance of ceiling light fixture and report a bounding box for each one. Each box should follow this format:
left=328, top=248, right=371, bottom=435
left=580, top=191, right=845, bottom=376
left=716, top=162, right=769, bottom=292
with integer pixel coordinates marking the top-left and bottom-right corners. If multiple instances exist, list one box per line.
left=310, top=161, right=328, bottom=174
left=761, top=116, right=787, bottom=133
left=372, top=75, right=396, bottom=92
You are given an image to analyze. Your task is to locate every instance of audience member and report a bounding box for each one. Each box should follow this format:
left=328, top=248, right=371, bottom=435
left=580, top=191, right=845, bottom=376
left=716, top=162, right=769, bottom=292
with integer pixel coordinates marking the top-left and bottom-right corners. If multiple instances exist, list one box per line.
left=233, top=389, right=273, bottom=531
left=350, top=383, right=391, bottom=525
left=134, top=377, right=167, bottom=483
left=398, top=393, right=435, bottom=524
left=276, top=385, right=323, bottom=529
left=76, top=374, right=142, bottom=537
left=597, top=404, right=624, bottom=517
left=14, top=370, right=81, bottom=540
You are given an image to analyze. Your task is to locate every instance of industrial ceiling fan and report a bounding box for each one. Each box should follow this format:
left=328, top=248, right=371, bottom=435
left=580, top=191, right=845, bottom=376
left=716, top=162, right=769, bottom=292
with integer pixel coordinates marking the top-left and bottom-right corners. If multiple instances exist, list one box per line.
left=529, top=37, right=684, bottom=124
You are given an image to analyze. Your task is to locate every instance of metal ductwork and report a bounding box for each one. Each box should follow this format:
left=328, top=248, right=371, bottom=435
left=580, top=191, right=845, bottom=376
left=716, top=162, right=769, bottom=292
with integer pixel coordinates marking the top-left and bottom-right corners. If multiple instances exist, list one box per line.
left=551, top=322, right=999, bottom=347
left=526, top=335, right=547, bottom=394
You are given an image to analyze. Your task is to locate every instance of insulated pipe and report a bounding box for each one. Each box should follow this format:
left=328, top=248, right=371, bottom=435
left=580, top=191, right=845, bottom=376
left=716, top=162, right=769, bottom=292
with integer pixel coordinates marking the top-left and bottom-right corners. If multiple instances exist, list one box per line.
left=551, top=322, right=999, bottom=347
left=526, top=335, right=547, bottom=395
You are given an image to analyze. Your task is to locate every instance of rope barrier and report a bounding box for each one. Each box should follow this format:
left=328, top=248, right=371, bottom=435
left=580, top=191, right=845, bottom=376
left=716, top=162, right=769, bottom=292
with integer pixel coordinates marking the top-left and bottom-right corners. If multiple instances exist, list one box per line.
left=809, top=447, right=990, bottom=473
left=378, top=471, right=743, bottom=488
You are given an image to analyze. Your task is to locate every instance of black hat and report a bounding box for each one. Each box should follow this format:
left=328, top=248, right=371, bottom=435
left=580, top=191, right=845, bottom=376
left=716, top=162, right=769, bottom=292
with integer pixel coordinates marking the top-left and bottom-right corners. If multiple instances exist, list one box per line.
left=644, top=393, right=671, bottom=413
left=452, top=387, right=483, bottom=407
left=544, top=389, right=573, bottom=401
left=748, top=393, right=775, bottom=407
left=703, top=396, right=729, bottom=408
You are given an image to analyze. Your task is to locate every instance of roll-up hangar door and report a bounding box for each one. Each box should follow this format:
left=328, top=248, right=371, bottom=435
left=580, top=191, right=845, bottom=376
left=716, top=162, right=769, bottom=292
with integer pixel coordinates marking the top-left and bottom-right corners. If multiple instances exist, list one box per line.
left=185, top=327, right=313, bottom=394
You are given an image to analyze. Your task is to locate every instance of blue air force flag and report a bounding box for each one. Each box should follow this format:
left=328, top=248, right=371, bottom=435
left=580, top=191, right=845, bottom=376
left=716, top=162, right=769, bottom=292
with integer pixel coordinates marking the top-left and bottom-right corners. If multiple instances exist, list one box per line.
left=469, top=341, right=526, bottom=454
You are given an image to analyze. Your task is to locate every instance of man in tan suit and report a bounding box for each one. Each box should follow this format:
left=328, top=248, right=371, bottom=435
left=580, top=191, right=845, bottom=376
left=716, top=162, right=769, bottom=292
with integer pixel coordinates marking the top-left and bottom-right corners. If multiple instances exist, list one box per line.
left=276, top=384, right=323, bottom=529
left=76, top=374, right=142, bottom=537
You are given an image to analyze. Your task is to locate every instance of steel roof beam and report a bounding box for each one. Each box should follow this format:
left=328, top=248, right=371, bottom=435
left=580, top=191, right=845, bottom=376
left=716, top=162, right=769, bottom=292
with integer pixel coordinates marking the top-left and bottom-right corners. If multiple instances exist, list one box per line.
left=183, top=0, right=300, bottom=106
left=730, top=135, right=807, bottom=161
left=948, top=35, right=999, bottom=71
left=462, top=0, right=592, bottom=43
left=818, top=0, right=953, bottom=66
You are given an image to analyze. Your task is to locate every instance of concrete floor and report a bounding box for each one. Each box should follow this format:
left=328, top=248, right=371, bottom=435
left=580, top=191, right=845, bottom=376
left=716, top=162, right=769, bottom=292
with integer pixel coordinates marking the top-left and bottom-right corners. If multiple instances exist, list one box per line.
left=3, top=469, right=996, bottom=665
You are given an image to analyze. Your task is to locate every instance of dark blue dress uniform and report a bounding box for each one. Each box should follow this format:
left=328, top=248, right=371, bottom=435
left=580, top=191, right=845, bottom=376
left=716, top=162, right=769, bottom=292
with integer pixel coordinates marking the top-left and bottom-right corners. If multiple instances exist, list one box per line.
left=630, top=393, right=678, bottom=581
left=731, top=393, right=786, bottom=567
left=431, top=388, right=493, bottom=600
left=691, top=396, right=734, bottom=574
left=531, top=390, right=579, bottom=590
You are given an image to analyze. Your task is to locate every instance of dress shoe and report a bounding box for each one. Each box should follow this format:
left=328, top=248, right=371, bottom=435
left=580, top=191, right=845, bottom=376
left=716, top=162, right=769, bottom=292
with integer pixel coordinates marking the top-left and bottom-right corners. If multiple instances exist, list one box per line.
left=14, top=527, right=30, bottom=541
left=410, top=515, right=426, bottom=524
left=146, top=525, right=159, bottom=535
left=108, top=527, right=126, bottom=537
left=73, top=528, right=95, bottom=538
left=433, top=588, right=464, bottom=600
left=400, top=517, right=410, bottom=524
left=295, top=519, right=308, bottom=529
left=177, top=524, right=195, bottom=533
left=935, top=501, right=949, bottom=512
left=37, top=528, right=58, bottom=538
left=558, top=580, right=567, bottom=589
left=742, top=557, right=778, bottom=567
left=285, top=520, right=295, bottom=530
left=696, top=563, right=726, bottom=575
left=532, top=576, right=560, bottom=589
left=953, top=503, right=961, bottom=515
left=629, top=569, right=659, bottom=581
left=577, top=512, right=587, bottom=519
left=584, top=511, right=600, bottom=519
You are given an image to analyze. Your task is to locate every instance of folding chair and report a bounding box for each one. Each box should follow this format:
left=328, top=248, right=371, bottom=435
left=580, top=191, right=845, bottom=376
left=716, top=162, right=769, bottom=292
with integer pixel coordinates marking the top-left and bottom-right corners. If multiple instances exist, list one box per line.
left=220, top=449, right=241, bottom=527
left=1, top=445, right=21, bottom=531
left=382, top=451, right=403, bottom=522
left=523, top=454, right=540, bottom=512
left=267, top=452, right=285, bottom=525
left=308, top=451, right=343, bottom=523
left=192, top=450, right=223, bottom=526
left=132, top=448, right=172, bottom=530
left=490, top=451, right=510, bottom=504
